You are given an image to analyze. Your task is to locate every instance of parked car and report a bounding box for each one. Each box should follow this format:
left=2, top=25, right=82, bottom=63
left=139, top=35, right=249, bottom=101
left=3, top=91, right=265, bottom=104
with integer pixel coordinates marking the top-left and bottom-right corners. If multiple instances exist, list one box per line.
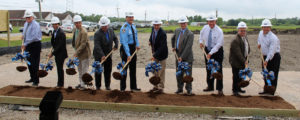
left=110, top=22, right=123, bottom=30
left=40, top=21, right=54, bottom=36
left=61, top=24, right=74, bottom=33
left=82, top=21, right=97, bottom=32
left=19, top=27, right=23, bottom=32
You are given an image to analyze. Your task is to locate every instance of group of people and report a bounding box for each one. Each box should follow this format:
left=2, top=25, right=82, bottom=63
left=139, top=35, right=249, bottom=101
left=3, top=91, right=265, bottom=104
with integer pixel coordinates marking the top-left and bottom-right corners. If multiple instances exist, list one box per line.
left=21, top=9, right=280, bottom=96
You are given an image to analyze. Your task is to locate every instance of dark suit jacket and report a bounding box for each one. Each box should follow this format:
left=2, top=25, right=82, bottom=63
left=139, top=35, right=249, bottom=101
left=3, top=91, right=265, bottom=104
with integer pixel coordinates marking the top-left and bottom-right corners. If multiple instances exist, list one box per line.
left=51, top=27, right=68, bottom=59
left=149, top=27, right=168, bottom=61
left=229, top=34, right=250, bottom=69
left=171, top=28, right=194, bottom=62
left=93, top=28, right=118, bottom=60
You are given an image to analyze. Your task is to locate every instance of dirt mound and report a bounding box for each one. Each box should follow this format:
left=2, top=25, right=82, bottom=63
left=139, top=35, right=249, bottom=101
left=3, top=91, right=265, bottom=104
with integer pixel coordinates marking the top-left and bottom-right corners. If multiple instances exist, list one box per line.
left=0, top=85, right=295, bottom=109
left=106, top=89, right=132, bottom=102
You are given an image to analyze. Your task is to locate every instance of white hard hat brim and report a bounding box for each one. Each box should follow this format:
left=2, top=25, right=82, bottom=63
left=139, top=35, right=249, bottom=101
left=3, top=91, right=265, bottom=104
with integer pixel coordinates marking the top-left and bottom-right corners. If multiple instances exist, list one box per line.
left=152, top=22, right=162, bottom=25
left=206, top=18, right=217, bottom=21
left=261, top=25, right=272, bottom=27
left=178, top=21, right=188, bottom=23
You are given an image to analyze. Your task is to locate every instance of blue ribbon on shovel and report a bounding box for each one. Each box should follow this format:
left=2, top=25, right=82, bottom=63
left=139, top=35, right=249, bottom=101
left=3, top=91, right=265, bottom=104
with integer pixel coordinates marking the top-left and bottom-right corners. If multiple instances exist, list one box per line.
left=66, top=57, right=79, bottom=69
left=176, top=62, right=191, bottom=77
left=12, top=51, right=31, bottom=65
left=145, top=61, right=162, bottom=77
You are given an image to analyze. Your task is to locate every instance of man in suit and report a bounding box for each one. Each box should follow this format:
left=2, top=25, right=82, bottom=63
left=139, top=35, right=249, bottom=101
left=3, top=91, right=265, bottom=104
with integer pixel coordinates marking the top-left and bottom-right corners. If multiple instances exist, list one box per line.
left=199, top=15, right=224, bottom=96
left=229, top=22, right=250, bottom=96
left=22, top=9, right=42, bottom=86
left=72, top=15, right=91, bottom=90
left=119, top=12, right=141, bottom=92
left=257, top=19, right=281, bottom=95
left=149, top=18, right=168, bottom=93
left=93, top=16, right=118, bottom=90
left=49, top=17, right=68, bottom=88
left=171, top=16, right=194, bottom=95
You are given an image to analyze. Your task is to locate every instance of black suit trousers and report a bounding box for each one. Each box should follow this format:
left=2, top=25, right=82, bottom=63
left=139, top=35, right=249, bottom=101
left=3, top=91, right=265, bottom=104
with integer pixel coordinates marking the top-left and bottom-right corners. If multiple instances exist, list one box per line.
left=263, top=53, right=281, bottom=92
left=55, top=56, right=66, bottom=87
left=120, top=45, right=137, bottom=91
left=94, top=57, right=112, bottom=89
left=26, top=41, right=41, bottom=84
left=204, top=47, right=224, bottom=91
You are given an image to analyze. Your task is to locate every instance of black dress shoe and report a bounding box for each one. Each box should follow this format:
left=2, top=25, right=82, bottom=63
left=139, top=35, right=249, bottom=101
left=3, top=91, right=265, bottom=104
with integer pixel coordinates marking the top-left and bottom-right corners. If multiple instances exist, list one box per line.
left=203, top=87, right=214, bottom=92
left=187, top=91, right=193, bottom=96
left=238, top=89, right=246, bottom=93
left=233, top=92, right=241, bottom=97
left=106, top=87, right=111, bottom=90
left=259, top=91, right=267, bottom=94
left=218, top=91, right=224, bottom=96
left=175, top=90, right=183, bottom=94
left=25, top=79, right=33, bottom=83
left=32, top=83, right=38, bottom=87
left=131, top=88, right=141, bottom=92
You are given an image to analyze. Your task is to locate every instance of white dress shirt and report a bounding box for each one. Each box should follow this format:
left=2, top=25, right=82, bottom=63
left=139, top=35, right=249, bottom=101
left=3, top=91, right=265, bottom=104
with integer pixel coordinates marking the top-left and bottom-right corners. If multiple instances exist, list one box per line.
left=242, top=37, right=249, bottom=57
left=199, top=25, right=224, bottom=55
left=257, top=31, right=280, bottom=62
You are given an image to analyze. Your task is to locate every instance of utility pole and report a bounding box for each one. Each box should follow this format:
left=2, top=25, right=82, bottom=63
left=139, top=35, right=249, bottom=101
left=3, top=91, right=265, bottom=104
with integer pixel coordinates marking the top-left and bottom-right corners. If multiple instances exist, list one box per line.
left=216, top=9, right=218, bottom=18
left=167, top=12, right=170, bottom=26
left=116, top=4, right=120, bottom=22
left=36, top=0, right=43, bottom=21
left=144, top=10, right=147, bottom=24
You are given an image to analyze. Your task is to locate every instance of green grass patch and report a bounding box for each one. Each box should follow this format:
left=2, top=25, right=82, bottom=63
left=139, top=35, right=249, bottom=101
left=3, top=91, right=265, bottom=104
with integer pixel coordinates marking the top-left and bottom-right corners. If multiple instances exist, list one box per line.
left=0, top=37, right=71, bottom=47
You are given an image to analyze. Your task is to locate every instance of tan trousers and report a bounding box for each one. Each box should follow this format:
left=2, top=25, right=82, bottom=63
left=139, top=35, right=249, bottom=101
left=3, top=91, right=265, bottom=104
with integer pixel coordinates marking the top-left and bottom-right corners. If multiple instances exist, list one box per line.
left=154, top=59, right=166, bottom=89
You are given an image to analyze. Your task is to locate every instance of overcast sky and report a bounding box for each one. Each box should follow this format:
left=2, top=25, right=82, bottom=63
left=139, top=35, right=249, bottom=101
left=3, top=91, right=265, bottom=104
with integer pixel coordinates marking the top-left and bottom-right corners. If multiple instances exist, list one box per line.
left=1, top=0, right=299, bottom=21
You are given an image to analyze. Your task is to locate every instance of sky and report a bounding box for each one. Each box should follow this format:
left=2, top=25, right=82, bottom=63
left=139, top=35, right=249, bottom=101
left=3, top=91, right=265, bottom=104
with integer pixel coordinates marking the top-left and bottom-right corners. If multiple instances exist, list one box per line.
left=0, top=0, right=299, bottom=21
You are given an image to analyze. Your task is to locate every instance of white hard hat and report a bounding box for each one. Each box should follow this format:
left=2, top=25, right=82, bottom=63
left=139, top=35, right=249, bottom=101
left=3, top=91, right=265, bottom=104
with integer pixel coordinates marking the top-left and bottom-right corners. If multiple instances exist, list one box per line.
left=152, top=18, right=162, bottom=25
left=178, top=16, right=189, bottom=23
left=206, top=15, right=217, bottom=21
left=23, top=9, right=36, bottom=18
left=99, top=16, right=110, bottom=27
left=261, top=19, right=272, bottom=27
left=51, top=17, right=60, bottom=24
left=237, top=21, right=247, bottom=29
left=125, top=12, right=134, bottom=17
left=73, top=15, right=82, bottom=23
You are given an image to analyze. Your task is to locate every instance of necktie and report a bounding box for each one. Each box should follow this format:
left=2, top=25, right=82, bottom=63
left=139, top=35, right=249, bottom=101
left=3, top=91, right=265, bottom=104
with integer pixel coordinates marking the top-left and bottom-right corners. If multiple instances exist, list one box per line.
left=24, top=23, right=30, bottom=42
left=131, top=25, right=136, bottom=45
left=105, top=32, right=109, bottom=42
left=152, top=31, right=155, bottom=52
left=208, top=29, right=212, bottom=50
left=178, top=30, right=184, bottom=51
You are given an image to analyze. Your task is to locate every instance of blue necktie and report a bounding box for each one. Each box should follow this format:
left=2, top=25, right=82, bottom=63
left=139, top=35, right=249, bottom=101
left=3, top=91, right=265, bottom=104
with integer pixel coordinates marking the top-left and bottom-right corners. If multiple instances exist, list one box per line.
left=208, top=29, right=212, bottom=50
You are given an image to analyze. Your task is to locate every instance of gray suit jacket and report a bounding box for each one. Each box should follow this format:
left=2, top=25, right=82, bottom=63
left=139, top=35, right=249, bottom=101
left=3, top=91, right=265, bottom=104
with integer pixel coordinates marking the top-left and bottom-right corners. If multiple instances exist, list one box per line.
left=93, top=28, right=118, bottom=61
left=171, top=28, right=194, bottom=62
left=229, top=34, right=250, bottom=69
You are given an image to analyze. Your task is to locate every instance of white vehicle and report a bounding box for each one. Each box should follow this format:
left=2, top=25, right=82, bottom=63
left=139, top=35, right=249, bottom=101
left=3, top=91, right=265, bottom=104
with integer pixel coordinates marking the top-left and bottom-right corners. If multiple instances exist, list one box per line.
left=61, top=24, right=74, bottom=33
left=40, top=21, right=54, bottom=36
left=82, top=21, right=97, bottom=32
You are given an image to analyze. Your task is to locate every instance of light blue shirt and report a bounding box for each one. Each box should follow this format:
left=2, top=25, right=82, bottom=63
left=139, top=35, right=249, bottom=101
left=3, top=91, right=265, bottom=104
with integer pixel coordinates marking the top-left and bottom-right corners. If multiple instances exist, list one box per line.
left=176, top=28, right=186, bottom=49
left=22, top=20, right=42, bottom=46
left=120, top=22, right=140, bottom=57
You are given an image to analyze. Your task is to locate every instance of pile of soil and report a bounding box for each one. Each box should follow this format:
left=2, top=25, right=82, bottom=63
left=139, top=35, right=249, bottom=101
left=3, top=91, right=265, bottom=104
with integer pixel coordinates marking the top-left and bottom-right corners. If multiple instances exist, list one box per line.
left=0, top=85, right=295, bottom=109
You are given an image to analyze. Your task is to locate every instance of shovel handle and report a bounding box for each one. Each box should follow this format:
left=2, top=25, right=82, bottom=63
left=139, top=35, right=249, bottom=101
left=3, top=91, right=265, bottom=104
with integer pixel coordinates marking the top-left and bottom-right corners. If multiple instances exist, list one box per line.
left=201, top=47, right=210, bottom=60
left=245, top=54, right=249, bottom=68
left=120, top=50, right=137, bottom=72
left=43, top=48, right=53, bottom=69
left=259, top=48, right=267, bottom=69
left=173, top=51, right=179, bottom=60
left=100, top=50, right=114, bottom=64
